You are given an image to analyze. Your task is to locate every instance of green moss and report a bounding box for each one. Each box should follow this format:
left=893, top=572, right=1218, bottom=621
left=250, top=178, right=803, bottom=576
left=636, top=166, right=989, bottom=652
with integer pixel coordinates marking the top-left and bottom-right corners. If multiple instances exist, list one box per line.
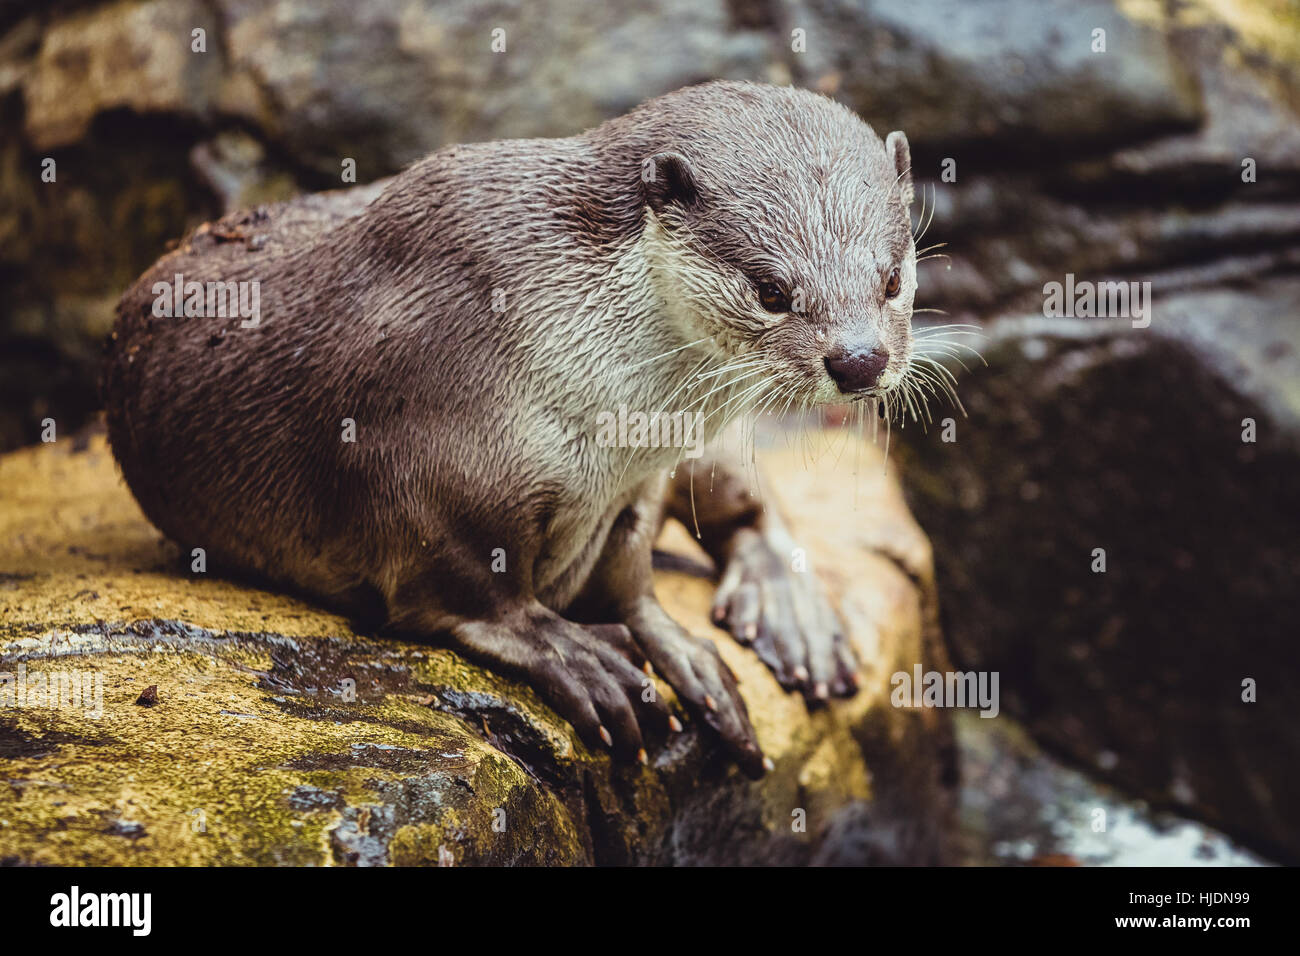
left=0, top=433, right=955, bottom=865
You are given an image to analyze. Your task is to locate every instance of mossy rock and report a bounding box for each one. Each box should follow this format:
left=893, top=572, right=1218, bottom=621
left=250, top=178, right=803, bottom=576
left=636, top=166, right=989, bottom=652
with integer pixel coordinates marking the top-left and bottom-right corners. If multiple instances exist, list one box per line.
left=0, top=426, right=957, bottom=865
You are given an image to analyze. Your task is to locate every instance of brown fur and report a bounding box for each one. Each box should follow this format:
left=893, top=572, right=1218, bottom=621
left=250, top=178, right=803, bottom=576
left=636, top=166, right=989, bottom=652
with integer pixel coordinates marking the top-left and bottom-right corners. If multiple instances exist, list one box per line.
left=103, top=81, right=916, bottom=775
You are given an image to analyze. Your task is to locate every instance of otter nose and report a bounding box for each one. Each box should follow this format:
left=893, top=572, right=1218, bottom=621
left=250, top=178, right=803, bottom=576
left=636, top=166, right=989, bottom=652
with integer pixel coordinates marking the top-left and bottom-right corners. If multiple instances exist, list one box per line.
left=824, top=347, right=889, bottom=393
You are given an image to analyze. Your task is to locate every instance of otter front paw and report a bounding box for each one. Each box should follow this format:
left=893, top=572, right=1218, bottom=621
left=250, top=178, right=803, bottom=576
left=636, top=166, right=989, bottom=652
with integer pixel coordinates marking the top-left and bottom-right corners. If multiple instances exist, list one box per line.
left=624, top=598, right=768, bottom=779
left=711, top=527, right=859, bottom=702
left=450, top=612, right=673, bottom=764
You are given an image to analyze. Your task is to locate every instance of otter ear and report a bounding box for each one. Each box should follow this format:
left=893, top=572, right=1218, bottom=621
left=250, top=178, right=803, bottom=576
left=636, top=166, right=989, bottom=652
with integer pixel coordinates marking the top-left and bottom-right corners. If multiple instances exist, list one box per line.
left=642, top=151, right=699, bottom=213
left=885, top=131, right=914, bottom=207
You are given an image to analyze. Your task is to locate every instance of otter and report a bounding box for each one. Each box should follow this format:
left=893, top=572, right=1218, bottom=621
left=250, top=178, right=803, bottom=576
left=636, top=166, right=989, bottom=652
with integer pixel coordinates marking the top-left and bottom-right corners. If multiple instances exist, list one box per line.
left=103, top=81, right=919, bottom=777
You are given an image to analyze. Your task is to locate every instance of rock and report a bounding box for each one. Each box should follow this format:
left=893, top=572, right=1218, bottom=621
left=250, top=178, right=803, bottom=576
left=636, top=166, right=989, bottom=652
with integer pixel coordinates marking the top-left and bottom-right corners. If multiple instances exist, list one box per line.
left=869, top=10, right=1300, bottom=318
left=0, top=427, right=957, bottom=865
left=215, top=0, right=775, bottom=177
left=911, top=188, right=1300, bottom=317
left=0, top=99, right=217, bottom=450
left=18, top=0, right=777, bottom=175
left=787, top=0, right=1203, bottom=151
left=897, top=276, right=1300, bottom=864
left=1103, top=18, right=1300, bottom=182
left=22, top=0, right=224, bottom=151
left=955, top=712, right=1268, bottom=866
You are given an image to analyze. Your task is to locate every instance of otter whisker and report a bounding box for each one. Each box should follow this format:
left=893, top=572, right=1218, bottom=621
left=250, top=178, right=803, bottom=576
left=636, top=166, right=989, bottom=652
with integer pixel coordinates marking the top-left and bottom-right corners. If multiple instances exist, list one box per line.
left=903, top=372, right=935, bottom=419
left=915, top=182, right=937, bottom=245
left=911, top=177, right=927, bottom=238
left=615, top=359, right=756, bottom=488
left=703, top=373, right=774, bottom=431
left=773, top=387, right=801, bottom=454
left=909, top=351, right=972, bottom=382
left=657, top=350, right=739, bottom=413
left=852, top=399, right=865, bottom=508
left=913, top=324, right=982, bottom=337
left=668, top=355, right=761, bottom=409
left=915, top=349, right=976, bottom=376
left=753, top=385, right=785, bottom=425
left=914, top=340, right=987, bottom=370
left=826, top=407, right=860, bottom=468
left=723, top=377, right=784, bottom=495
left=899, top=377, right=925, bottom=425
left=913, top=333, right=983, bottom=346
left=609, top=335, right=712, bottom=378
left=689, top=358, right=767, bottom=384
left=913, top=357, right=967, bottom=399
left=908, top=358, right=966, bottom=416
left=686, top=365, right=767, bottom=412
left=910, top=357, right=958, bottom=391
left=916, top=373, right=946, bottom=420
left=881, top=393, right=893, bottom=471
left=914, top=340, right=973, bottom=360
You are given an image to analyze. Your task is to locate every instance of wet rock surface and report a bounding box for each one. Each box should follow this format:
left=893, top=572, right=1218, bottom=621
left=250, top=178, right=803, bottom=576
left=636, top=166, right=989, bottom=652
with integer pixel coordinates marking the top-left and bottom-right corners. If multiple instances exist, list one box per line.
left=0, top=430, right=957, bottom=865
left=890, top=2, right=1300, bottom=866
left=790, top=0, right=1203, bottom=151
left=898, top=284, right=1300, bottom=865
left=956, top=713, right=1268, bottom=867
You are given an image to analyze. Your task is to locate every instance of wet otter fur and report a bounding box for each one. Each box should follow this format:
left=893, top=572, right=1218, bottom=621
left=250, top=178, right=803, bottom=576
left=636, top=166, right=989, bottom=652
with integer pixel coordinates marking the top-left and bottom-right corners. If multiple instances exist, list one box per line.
left=103, top=81, right=918, bottom=776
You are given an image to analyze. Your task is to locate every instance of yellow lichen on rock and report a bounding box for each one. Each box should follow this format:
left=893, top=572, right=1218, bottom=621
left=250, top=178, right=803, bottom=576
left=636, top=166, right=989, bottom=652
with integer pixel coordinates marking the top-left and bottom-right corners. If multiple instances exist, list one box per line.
left=0, top=427, right=955, bottom=865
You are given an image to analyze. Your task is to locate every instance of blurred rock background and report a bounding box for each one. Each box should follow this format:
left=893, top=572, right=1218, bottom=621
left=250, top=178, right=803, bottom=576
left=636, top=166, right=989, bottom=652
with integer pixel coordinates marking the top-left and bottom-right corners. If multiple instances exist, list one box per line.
left=1, top=0, right=1297, bottom=862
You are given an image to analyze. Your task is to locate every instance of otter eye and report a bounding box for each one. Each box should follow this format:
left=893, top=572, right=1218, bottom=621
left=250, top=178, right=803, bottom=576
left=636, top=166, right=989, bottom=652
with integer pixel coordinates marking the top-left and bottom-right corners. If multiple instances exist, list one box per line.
left=756, top=281, right=790, bottom=313
left=885, top=267, right=902, bottom=299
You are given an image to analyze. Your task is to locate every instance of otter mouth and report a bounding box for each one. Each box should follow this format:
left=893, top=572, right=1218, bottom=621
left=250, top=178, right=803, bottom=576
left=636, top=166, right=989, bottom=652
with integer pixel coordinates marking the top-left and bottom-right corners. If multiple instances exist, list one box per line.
left=836, top=384, right=887, bottom=398
left=856, top=387, right=891, bottom=418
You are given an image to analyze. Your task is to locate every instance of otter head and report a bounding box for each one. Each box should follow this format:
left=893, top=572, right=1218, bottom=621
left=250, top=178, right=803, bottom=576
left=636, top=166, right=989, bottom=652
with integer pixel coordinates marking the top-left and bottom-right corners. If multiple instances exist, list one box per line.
left=638, top=94, right=916, bottom=410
